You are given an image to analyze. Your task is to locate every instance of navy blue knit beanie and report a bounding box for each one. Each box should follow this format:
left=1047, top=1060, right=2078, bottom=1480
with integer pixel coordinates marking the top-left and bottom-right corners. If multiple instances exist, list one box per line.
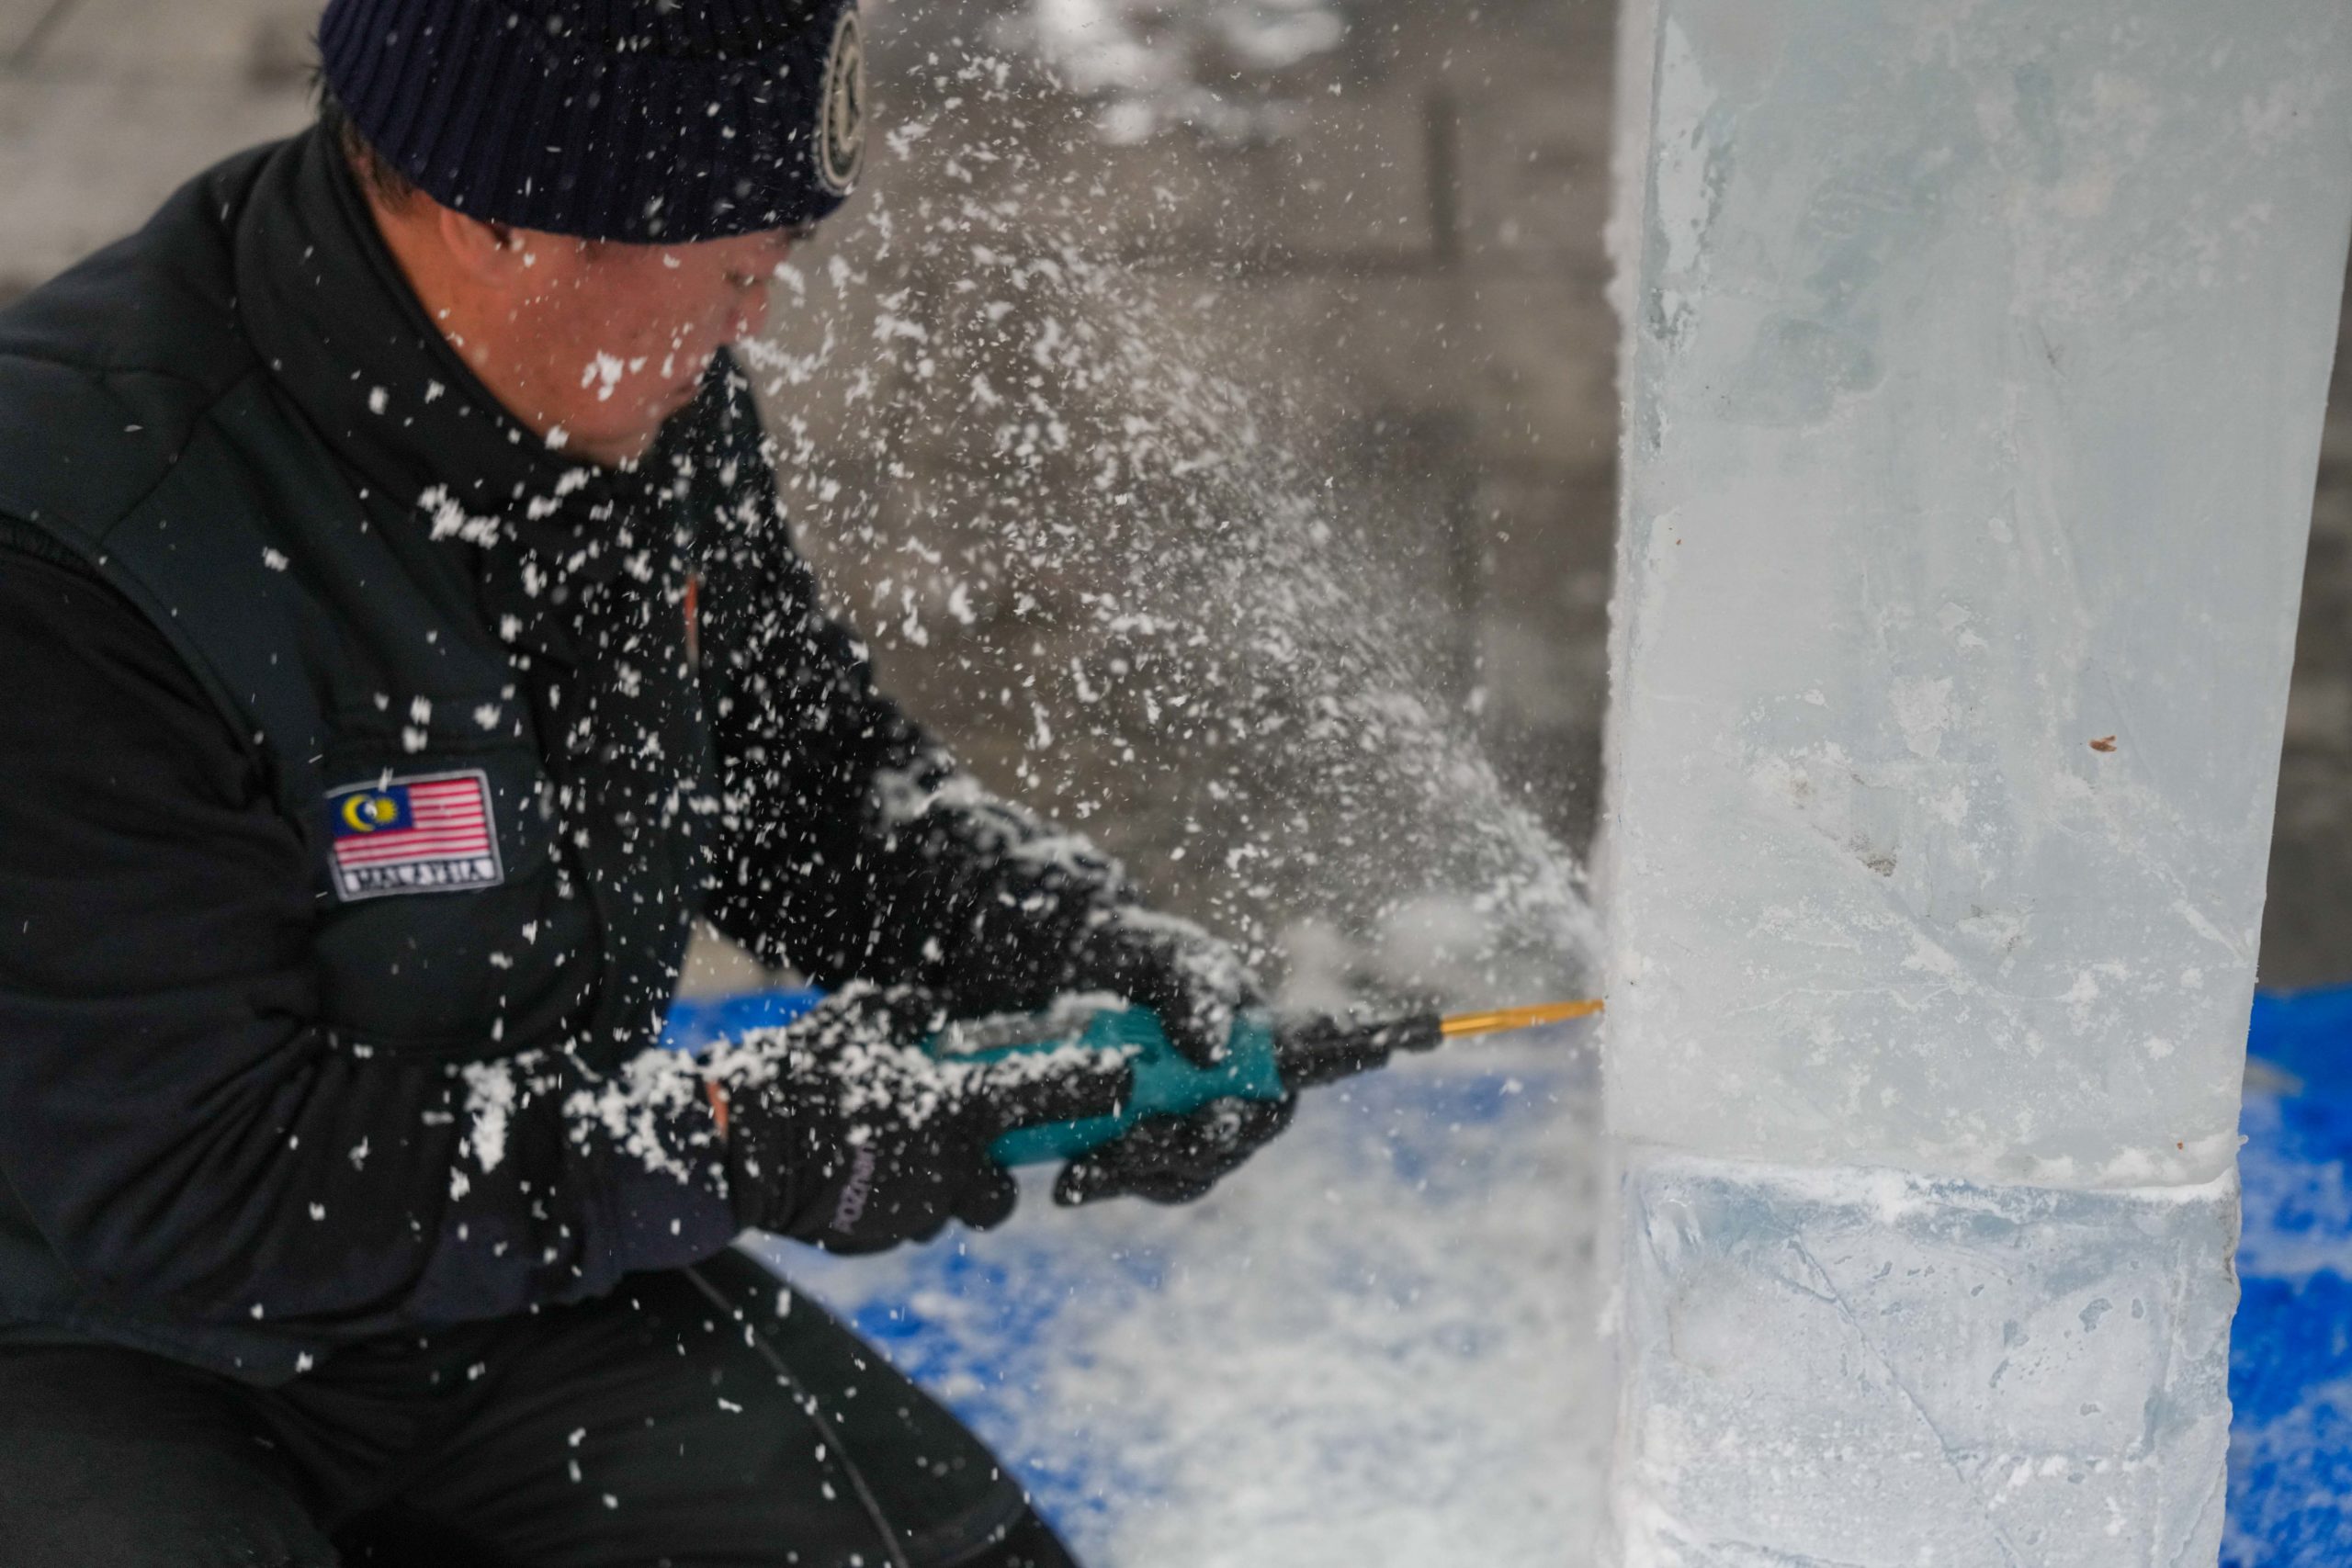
left=318, top=0, right=865, bottom=243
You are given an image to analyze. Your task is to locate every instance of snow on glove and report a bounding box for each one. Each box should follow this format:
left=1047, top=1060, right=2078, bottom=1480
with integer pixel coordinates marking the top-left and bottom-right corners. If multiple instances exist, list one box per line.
left=1052, top=1093, right=1296, bottom=1208
left=1064, top=908, right=1264, bottom=1067
left=709, top=986, right=1135, bottom=1254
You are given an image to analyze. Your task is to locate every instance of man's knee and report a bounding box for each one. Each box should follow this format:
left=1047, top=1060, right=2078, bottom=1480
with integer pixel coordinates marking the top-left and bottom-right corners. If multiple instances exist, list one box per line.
left=0, top=1347, right=334, bottom=1568
left=375, top=1253, right=1059, bottom=1566
left=944, top=1510, right=1080, bottom=1568
left=675, top=1250, right=1050, bottom=1565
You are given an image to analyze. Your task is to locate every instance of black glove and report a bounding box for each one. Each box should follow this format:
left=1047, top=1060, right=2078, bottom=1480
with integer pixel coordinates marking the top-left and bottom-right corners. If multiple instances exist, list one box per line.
left=709, top=987, right=1133, bottom=1254
left=1053, top=1093, right=1296, bottom=1207
left=1064, top=908, right=1264, bottom=1067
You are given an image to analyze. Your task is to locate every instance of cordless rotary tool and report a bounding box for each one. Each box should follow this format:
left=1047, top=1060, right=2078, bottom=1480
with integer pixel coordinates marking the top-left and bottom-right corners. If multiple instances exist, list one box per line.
left=931, top=999, right=1604, bottom=1167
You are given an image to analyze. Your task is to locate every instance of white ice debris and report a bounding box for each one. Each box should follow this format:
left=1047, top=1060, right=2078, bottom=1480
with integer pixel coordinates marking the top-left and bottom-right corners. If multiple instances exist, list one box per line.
left=461, top=1060, right=518, bottom=1174
left=582, top=352, right=628, bottom=402
left=730, top=28, right=1604, bottom=1016
left=419, top=485, right=503, bottom=547
left=560, top=1045, right=712, bottom=1184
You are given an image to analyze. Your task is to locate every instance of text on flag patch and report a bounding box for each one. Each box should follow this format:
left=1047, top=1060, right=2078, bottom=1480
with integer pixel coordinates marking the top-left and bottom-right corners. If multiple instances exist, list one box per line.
left=326, top=771, right=503, bottom=900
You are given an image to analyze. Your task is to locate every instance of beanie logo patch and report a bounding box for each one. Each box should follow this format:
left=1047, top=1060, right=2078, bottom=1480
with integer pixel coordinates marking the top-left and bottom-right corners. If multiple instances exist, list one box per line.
left=817, top=9, right=867, bottom=197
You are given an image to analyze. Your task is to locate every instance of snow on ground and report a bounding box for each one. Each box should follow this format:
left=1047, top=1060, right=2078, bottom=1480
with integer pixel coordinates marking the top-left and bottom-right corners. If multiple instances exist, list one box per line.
left=761, top=1030, right=1608, bottom=1567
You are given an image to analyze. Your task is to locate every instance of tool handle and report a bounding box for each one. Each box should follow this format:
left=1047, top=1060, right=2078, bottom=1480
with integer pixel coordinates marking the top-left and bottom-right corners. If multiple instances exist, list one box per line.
left=942, top=1007, right=1451, bottom=1166
left=946, top=1009, right=1288, bottom=1167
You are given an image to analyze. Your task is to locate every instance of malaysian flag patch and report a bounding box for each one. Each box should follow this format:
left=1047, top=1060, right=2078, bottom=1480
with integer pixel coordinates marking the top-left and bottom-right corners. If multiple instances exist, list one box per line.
left=326, top=771, right=504, bottom=901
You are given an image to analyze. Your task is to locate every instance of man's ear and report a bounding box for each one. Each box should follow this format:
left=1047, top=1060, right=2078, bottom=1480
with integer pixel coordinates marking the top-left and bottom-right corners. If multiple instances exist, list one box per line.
left=435, top=206, right=526, bottom=285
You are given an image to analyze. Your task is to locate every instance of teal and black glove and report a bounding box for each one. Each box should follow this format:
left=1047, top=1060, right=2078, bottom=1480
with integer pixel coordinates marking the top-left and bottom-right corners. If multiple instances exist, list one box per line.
left=1050, top=1010, right=1418, bottom=1205
left=1052, top=1093, right=1296, bottom=1208
left=709, top=987, right=1133, bottom=1254
left=1062, top=908, right=1264, bottom=1067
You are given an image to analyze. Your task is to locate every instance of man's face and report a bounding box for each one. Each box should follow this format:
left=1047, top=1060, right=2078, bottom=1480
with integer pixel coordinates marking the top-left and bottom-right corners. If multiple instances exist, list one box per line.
left=489, top=227, right=798, bottom=465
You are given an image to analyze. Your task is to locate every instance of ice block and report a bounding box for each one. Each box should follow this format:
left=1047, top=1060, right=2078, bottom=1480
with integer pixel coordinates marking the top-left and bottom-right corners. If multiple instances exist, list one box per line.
left=1606, top=0, right=2352, bottom=1190
left=1600, top=0, right=2352, bottom=1561
left=1611, top=1153, right=2238, bottom=1564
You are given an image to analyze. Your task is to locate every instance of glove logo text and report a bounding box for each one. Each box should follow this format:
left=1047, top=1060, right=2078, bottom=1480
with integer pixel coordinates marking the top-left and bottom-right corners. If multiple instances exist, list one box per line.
left=829, top=1145, right=879, bottom=1235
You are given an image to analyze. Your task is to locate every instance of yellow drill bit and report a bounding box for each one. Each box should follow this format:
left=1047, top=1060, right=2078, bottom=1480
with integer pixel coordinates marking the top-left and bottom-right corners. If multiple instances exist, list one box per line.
left=1437, top=998, right=1604, bottom=1038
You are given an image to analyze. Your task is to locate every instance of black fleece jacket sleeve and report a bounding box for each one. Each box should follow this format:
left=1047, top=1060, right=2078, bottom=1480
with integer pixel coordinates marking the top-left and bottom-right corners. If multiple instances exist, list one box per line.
left=694, top=491, right=1138, bottom=1021
left=0, top=544, right=736, bottom=1345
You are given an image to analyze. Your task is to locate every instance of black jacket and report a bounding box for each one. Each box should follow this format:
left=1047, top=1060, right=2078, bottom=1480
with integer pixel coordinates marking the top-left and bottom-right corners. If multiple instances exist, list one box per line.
left=0, top=129, right=1134, bottom=1380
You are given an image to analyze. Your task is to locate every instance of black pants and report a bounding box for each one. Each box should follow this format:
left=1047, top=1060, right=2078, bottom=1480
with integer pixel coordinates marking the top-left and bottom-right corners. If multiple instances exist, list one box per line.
left=0, top=1248, right=1074, bottom=1568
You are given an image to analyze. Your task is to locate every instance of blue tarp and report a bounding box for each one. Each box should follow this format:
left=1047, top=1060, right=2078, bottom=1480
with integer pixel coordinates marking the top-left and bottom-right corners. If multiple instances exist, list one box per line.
left=2227, top=987, right=2352, bottom=1564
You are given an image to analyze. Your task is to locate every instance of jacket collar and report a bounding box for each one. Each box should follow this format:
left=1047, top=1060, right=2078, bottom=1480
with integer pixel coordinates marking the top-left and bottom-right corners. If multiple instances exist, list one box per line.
left=233, top=130, right=620, bottom=525
left=229, top=127, right=730, bottom=660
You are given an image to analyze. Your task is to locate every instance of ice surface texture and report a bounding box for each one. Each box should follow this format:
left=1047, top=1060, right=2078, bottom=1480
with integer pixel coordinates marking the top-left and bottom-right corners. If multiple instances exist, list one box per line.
left=1604, top=0, right=2352, bottom=1188
left=1611, top=1152, right=2237, bottom=1568
left=1603, top=2, right=2348, bottom=1560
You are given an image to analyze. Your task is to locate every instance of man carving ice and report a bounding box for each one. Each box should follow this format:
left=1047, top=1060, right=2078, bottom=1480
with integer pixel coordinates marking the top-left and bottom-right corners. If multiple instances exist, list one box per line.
left=0, top=2, right=1298, bottom=1561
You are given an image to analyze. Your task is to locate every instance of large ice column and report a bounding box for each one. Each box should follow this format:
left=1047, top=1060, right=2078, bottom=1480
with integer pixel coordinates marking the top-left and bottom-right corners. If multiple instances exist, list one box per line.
left=1600, top=1, right=2352, bottom=1562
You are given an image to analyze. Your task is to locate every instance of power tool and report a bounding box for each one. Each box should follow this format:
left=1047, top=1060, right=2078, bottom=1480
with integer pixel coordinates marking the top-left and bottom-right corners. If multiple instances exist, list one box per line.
left=932, top=999, right=1603, bottom=1167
